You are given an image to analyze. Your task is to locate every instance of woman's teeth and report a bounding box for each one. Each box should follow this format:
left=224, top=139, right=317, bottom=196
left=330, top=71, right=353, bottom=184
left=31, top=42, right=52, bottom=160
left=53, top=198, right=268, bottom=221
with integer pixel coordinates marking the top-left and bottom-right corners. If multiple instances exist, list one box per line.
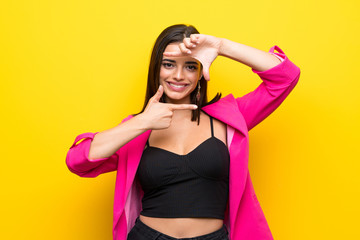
left=169, top=83, right=186, bottom=88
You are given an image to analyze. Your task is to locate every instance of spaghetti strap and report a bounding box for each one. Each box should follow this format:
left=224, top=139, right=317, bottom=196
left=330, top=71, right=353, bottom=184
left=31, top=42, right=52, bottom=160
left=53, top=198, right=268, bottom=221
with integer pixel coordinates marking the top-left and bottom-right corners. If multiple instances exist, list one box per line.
left=146, top=138, right=150, bottom=147
left=201, top=109, right=214, bottom=137
left=210, top=116, right=214, bottom=137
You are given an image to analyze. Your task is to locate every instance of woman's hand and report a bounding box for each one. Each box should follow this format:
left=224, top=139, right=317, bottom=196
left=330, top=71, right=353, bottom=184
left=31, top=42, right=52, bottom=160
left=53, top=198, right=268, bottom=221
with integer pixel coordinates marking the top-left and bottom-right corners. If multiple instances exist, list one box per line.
left=163, top=34, right=222, bottom=81
left=139, top=85, right=198, bottom=130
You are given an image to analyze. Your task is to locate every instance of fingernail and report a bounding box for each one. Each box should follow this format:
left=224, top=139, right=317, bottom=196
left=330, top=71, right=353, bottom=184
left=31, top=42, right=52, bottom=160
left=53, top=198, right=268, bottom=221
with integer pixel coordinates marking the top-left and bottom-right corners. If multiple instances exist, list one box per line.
left=193, top=105, right=198, bottom=109
left=187, top=50, right=191, bottom=54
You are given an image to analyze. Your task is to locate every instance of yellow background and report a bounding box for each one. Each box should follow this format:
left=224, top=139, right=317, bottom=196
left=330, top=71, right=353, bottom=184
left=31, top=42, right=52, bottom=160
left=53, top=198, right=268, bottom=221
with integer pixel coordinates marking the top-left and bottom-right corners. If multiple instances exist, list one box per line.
left=1, top=0, right=359, bottom=239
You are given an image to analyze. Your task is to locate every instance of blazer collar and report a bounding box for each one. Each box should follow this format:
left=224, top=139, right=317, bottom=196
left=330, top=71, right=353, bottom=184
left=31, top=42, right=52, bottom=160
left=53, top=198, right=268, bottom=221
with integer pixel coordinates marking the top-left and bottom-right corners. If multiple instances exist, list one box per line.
left=201, top=94, right=248, bottom=137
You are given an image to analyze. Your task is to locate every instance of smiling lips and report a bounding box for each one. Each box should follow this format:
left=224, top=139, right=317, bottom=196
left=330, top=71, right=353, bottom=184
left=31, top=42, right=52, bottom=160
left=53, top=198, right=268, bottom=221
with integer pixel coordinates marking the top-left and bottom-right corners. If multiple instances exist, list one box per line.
left=166, top=81, right=189, bottom=92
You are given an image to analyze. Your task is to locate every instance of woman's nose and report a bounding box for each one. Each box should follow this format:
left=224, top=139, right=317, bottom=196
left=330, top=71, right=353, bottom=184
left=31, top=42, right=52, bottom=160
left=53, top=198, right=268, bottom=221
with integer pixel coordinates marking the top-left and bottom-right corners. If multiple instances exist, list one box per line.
left=173, top=67, right=185, bottom=80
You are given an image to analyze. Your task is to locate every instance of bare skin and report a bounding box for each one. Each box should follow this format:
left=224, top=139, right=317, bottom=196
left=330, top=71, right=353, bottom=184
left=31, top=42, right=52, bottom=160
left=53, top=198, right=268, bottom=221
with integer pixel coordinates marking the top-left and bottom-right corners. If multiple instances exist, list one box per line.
left=139, top=216, right=225, bottom=238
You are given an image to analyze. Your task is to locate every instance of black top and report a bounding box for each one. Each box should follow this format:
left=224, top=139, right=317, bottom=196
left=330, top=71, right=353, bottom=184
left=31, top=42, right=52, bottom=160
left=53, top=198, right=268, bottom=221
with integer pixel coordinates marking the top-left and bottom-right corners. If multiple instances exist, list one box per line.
left=136, top=113, right=230, bottom=219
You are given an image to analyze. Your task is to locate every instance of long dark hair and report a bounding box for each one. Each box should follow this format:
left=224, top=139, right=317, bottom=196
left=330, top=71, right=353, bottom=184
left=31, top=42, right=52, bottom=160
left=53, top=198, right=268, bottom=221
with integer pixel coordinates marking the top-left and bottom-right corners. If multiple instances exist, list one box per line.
left=133, top=24, right=221, bottom=125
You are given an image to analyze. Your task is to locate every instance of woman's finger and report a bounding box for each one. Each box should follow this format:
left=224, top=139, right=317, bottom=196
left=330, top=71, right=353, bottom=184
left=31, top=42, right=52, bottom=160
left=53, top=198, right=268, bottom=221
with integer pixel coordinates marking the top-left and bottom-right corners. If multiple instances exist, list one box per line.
left=190, top=34, right=200, bottom=44
left=168, top=103, right=198, bottom=111
left=183, top=38, right=196, bottom=48
left=179, top=42, right=191, bottom=54
left=202, top=67, right=210, bottom=81
left=163, top=51, right=182, bottom=57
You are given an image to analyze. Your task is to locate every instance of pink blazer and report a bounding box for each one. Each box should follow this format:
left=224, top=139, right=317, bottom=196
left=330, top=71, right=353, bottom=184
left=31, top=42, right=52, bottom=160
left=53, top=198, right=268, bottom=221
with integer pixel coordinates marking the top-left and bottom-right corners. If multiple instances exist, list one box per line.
left=66, top=46, right=300, bottom=240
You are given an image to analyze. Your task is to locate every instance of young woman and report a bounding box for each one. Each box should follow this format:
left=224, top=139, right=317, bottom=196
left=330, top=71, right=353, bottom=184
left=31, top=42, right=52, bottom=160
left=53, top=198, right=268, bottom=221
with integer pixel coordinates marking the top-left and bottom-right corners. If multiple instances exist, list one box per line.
left=66, top=24, right=300, bottom=240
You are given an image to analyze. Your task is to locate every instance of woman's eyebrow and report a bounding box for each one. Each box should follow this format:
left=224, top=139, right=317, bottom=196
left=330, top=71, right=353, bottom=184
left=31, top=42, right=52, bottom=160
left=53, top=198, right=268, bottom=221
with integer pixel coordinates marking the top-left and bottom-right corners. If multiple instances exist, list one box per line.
left=162, top=59, right=199, bottom=65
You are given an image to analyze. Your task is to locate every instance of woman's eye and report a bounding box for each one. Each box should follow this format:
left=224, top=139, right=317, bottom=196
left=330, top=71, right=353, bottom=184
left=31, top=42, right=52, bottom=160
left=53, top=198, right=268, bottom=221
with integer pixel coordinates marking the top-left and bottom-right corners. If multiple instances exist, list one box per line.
left=187, top=65, right=198, bottom=71
left=162, top=63, right=173, bottom=68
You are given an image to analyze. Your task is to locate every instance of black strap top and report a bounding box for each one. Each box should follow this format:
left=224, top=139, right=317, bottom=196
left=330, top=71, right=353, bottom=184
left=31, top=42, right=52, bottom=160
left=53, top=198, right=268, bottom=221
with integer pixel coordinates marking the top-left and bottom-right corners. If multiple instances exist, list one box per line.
left=136, top=113, right=230, bottom=219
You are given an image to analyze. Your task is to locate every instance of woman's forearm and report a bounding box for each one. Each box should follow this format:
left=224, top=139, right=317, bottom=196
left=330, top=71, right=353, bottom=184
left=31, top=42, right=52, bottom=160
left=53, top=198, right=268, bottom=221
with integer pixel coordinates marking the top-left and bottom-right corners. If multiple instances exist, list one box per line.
left=88, top=114, right=148, bottom=160
left=218, top=38, right=281, bottom=72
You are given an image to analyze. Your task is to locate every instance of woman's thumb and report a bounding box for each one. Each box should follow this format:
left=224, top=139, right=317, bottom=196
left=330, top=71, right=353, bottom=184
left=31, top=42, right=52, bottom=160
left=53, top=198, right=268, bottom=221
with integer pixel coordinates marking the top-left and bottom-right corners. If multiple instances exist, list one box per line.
left=153, top=85, right=164, bottom=102
left=193, top=57, right=210, bottom=81
left=202, top=66, right=210, bottom=81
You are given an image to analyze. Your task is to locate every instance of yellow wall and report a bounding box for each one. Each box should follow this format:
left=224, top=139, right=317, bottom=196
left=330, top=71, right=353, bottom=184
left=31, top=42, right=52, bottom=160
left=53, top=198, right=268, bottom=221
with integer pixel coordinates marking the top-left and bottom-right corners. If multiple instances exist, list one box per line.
left=1, top=0, right=359, bottom=239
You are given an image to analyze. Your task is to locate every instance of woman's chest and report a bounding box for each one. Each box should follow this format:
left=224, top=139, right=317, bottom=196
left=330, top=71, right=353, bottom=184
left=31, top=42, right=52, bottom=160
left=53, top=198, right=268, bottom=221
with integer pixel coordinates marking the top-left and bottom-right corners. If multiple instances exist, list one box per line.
left=147, top=114, right=227, bottom=155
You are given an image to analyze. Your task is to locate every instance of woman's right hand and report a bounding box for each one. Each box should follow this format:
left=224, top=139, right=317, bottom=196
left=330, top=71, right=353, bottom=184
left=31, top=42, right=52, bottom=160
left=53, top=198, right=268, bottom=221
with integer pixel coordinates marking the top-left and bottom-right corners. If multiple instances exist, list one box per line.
left=139, top=85, right=198, bottom=130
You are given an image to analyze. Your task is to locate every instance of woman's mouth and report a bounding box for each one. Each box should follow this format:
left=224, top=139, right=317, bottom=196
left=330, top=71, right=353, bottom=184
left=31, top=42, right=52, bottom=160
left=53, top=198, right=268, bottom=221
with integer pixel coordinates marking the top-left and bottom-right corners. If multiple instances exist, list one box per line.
left=166, top=81, right=189, bottom=92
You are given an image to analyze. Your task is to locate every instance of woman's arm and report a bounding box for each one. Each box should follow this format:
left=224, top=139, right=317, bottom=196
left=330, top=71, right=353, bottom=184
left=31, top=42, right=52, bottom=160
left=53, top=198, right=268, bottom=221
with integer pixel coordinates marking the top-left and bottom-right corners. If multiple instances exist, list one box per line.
left=235, top=45, right=300, bottom=131
left=164, top=34, right=300, bottom=131
left=65, top=115, right=143, bottom=177
left=215, top=38, right=300, bottom=130
left=88, top=85, right=197, bottom=160
left=66, top=85, right=197, bottom=177
left=218, top=38, right=282, bottom=72
left=88, top=115, right=148, bottom=160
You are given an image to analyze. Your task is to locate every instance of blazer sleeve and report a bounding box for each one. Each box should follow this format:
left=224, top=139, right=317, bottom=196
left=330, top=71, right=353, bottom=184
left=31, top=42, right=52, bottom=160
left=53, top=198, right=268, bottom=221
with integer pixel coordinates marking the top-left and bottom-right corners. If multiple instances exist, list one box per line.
left=65, top=115, right=133, bottom=177
left=236, top=45, right=301, bottom=131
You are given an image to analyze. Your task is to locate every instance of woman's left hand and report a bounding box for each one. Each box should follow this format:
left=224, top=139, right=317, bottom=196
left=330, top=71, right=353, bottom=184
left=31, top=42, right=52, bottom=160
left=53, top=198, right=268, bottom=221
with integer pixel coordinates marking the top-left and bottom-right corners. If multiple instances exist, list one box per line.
left=163, top=34, right=222, bottom=81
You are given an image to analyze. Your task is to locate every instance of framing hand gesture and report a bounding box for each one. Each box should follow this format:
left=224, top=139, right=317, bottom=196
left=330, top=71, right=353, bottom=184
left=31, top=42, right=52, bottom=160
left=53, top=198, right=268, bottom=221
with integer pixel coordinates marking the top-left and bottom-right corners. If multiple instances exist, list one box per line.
left=163, top=34, right=222, bottom=81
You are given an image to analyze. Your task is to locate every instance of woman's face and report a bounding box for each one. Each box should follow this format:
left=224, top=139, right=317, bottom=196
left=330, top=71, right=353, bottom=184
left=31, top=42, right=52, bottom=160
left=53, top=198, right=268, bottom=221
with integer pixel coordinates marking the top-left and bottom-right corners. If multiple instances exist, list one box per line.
left=159, top=43, right=202, bottom=104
